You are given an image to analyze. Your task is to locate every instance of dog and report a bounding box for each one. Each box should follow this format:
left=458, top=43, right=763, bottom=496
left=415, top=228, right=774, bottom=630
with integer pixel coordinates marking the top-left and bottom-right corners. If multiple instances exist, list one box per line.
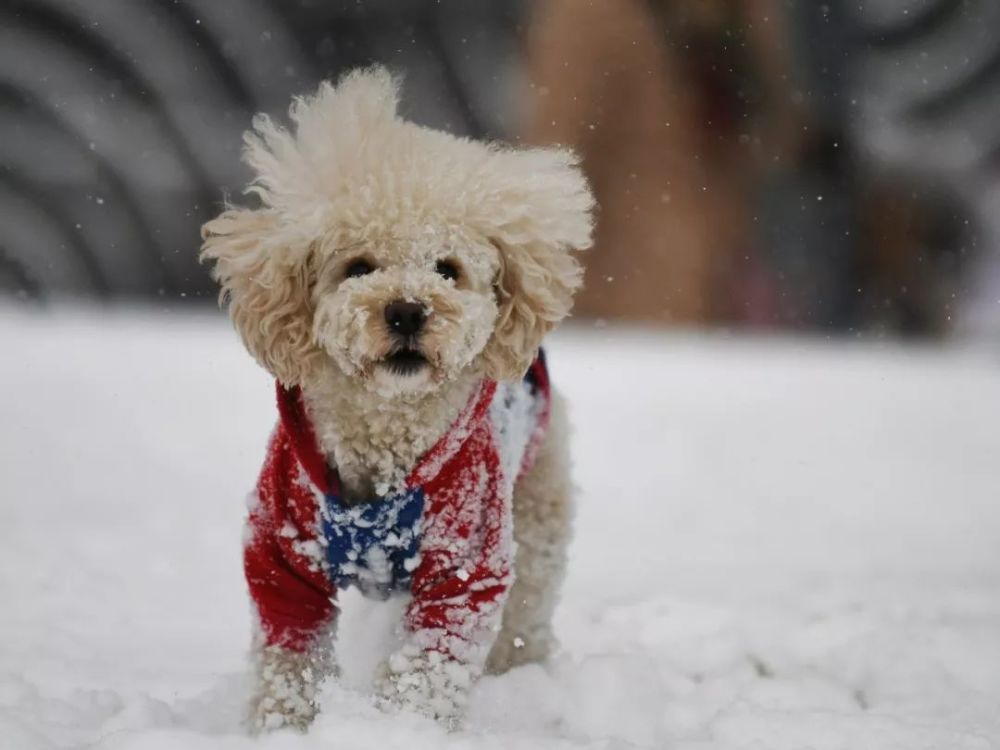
left=200, top=67, right=593, bottom=732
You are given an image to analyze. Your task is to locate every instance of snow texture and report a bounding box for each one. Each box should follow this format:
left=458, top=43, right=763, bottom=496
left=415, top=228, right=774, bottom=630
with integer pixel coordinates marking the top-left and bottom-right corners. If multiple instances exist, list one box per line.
left=1, top=307, right=999, bottom=749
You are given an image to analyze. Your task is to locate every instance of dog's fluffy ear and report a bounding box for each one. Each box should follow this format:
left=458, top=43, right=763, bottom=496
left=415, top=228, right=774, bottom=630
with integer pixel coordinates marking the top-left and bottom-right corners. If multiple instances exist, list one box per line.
left=199, top=67, right=404, bottom=387
left=480, top=148, right=594, bottom=381
left=200, top=209, right=322, bottom=387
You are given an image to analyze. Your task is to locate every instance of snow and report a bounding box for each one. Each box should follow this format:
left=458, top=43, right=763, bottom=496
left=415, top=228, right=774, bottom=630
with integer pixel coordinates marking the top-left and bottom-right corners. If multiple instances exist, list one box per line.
left=2, top=307, right=999, bottom=749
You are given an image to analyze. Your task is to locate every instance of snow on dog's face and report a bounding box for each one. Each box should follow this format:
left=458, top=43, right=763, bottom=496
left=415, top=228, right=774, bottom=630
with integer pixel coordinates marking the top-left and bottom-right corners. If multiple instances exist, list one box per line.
left=201, top=67, right=594, bottom=394
left=311, top=229, right=500, bottom=393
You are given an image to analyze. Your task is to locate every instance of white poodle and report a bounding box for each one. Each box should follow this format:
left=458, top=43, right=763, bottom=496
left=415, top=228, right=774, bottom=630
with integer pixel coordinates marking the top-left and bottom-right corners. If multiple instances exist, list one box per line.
left=201, top=67, right=594, bottom=732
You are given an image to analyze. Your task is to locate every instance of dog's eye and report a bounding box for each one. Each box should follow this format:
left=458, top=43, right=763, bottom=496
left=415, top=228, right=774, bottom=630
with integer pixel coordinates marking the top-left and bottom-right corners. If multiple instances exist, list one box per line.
left=344, top=259, right=374, bottom=278
left=435, top=260, right=459, bottom=282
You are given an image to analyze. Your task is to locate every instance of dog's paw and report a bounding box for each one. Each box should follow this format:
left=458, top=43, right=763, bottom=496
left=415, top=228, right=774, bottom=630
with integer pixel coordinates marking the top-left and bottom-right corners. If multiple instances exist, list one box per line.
left=247, top=689, right=317, bottom=733
left=485, top=626, right=556, bottom=675
left=373, top=644, right=472, bottom=729
left=246, top=645, right=327, bottom=733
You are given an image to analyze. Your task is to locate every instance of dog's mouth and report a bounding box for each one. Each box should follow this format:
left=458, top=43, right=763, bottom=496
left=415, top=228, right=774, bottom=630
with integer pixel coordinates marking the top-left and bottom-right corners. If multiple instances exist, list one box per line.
left=379, top=348, right=429, bottom=377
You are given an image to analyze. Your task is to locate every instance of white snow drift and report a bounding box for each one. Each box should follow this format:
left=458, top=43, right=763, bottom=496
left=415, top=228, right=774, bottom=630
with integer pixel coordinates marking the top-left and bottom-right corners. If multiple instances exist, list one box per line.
left=1, top=308, right=998, bottom=749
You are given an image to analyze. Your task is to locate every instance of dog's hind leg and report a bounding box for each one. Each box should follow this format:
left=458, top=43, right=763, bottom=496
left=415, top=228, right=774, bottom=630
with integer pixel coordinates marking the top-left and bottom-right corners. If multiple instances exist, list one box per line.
left=486, top=392, right=573, bottom=675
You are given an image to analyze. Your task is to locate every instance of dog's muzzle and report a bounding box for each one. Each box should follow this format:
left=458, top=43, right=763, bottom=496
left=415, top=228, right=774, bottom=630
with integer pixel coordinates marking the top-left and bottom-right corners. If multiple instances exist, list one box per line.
left=381, top=300, right=430, bottom=376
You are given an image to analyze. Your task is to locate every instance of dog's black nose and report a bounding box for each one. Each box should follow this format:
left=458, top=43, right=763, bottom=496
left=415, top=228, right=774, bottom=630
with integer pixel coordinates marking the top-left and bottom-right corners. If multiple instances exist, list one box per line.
left=384, top=300, right=426, bottom=336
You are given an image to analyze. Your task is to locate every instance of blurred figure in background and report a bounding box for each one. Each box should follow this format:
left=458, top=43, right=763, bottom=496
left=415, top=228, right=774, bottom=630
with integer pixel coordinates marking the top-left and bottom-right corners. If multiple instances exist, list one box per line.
left=523, top=0, right=808, bottom=325
left=522, top=0, right=977, bottom=334
left=1, top=0, right=987, bottom=335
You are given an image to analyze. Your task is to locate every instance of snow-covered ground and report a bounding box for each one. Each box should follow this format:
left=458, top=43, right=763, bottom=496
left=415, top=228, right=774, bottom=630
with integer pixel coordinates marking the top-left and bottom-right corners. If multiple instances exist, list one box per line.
left=2, top=308, right=999, bottom=750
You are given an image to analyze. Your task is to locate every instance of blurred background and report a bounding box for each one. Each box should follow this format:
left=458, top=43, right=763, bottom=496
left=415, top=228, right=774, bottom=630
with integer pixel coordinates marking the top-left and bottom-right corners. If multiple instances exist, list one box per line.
left=6, top=6, right=1000, bottom=747
left=2, top=0, right=1000, bottom=338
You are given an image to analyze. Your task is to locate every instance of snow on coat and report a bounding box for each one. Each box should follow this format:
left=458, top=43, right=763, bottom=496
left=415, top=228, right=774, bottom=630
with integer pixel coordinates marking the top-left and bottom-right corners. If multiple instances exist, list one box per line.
left=243, top=354, right=551, bottom=662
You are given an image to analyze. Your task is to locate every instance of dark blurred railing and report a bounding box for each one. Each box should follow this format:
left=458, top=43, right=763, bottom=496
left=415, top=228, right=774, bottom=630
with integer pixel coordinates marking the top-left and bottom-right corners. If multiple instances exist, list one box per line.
left=0, top=0, right=521, bottom=301
left=859, top=0, right=1000, bottom=171
left=1, top=0, right=997, bottom=306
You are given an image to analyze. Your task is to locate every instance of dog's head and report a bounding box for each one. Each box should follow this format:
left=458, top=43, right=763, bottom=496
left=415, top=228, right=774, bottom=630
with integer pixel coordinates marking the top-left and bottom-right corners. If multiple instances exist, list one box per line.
left=201, top=67, right=593, bottom=395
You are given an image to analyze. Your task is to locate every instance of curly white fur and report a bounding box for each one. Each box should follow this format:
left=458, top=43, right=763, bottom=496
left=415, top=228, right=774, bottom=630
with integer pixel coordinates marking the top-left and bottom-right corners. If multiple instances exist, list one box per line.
left=201, top=67, right=593, bottom=731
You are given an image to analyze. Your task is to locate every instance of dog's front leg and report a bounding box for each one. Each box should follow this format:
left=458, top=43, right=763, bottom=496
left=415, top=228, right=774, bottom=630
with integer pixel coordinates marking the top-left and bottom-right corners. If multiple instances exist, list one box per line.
left=374, top=556, right=512, bottom=726
left=244, top=499, right=339, bottom=733
left=373, top=426, right=515, bottom=726
left=374, top=606, right=507, bottom=727
left=248, top=628, right=336, bottom=733
left=373, top=640, right=477, bottom=728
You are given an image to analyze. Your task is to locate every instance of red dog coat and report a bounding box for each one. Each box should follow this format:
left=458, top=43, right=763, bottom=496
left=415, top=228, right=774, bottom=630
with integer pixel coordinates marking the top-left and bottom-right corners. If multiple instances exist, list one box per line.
left=243, top=355, right=551, bottom=663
